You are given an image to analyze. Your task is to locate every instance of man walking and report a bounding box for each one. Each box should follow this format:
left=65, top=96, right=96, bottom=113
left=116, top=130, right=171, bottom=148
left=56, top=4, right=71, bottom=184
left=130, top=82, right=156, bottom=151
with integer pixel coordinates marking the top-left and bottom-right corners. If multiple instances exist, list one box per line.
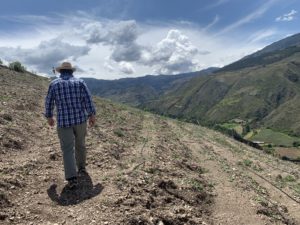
left=45, top=62, right=96, bottom=189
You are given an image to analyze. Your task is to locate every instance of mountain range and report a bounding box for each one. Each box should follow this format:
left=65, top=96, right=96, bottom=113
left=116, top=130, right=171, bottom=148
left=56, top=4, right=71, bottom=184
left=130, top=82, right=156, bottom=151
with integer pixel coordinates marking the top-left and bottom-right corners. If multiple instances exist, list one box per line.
left=85, top=33, right=300, bottom=139
left=83, top=68, right=218, bottom=107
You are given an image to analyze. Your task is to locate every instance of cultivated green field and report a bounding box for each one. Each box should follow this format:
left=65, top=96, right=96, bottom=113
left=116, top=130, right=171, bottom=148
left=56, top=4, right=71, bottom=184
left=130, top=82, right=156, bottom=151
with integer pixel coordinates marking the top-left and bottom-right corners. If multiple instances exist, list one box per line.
left=220, top=123, right=243, bottom=135
left=249, top=128, right=300, bottom=147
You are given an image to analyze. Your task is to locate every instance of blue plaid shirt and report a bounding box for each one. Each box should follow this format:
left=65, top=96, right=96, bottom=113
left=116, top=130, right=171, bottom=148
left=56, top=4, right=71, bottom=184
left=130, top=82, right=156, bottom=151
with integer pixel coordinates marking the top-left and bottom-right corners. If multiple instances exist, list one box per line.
left=44, top=73, right=96, bottom=128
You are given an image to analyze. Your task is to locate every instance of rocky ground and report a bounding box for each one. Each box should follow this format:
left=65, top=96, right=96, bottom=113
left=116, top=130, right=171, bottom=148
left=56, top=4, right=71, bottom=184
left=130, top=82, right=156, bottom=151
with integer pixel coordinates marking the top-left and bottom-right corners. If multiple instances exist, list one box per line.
left=1, top=66, right=300, bottom=224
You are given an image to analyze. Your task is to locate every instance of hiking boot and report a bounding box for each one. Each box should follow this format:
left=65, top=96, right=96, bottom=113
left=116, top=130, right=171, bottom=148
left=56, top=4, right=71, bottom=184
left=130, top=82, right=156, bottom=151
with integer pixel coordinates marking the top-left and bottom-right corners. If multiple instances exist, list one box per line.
left=78, top=167, right=88, bottom=176
left=66, top=177, right=78, bottom=189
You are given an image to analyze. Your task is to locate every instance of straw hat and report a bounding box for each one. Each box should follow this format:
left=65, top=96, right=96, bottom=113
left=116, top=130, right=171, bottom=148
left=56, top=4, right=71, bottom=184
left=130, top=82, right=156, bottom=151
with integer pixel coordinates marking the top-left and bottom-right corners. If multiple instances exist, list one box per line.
left=56, top=62, right=76, bottom=72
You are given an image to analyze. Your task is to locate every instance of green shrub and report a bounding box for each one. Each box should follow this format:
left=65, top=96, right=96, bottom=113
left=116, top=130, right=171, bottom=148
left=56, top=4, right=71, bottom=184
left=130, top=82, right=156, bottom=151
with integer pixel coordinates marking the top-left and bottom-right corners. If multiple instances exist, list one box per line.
left=243, top=159, right=253, bottom=167
left=9, top=61, right=26, bottom=73
left=113, top=128, right=125, bottom=137
left=284, top=175, right=296, bottom=182
left=293, top=141, right=300, bottom=147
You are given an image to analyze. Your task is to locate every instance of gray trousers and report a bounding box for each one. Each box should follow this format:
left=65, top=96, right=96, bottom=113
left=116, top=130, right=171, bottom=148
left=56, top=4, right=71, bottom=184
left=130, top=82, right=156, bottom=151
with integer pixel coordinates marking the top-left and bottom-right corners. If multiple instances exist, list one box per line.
left=57, top=122, right=87, bottom=180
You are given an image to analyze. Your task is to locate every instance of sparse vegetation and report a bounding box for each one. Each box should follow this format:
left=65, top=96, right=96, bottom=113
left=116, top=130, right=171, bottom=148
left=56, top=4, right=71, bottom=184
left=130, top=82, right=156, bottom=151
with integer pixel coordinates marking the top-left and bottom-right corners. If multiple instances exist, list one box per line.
left=243, top=159, right=253, bottom=167
left=113, top=128, right=125, bottom=137
left=9, top=61, right=26, bottom=73
left=283, top=175, right=296, bottom=183
left=264, top=145, right=275, bottom=155
left=293, top=141, right=300, bottom=147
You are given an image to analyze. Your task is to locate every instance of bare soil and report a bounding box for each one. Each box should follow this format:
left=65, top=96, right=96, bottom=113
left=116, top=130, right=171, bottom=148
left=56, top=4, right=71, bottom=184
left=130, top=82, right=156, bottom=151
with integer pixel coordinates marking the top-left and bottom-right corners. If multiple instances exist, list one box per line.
left=276, top=147, right=300, bottom=160
left=1, top=67, right=300, bottom=224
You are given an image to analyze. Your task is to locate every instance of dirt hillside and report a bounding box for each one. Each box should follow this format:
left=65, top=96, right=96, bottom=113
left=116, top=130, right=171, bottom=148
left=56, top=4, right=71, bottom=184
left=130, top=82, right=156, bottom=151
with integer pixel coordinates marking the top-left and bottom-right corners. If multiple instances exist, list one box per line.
left=1, top=66, right=300, bottom=225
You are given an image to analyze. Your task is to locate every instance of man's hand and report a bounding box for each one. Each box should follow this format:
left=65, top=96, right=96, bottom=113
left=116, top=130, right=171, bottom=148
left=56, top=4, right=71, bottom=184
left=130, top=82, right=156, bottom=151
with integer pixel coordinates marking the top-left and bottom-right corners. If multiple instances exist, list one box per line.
left=88, top=115, right=96, bottom=127
left=47, top=117, right=55, bottom=127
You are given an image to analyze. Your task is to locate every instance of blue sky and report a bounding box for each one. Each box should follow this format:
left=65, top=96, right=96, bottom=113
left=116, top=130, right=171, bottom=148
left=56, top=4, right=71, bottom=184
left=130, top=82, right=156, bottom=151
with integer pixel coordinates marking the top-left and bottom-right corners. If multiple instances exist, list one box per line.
left=0, top=0, right=299, bottom=79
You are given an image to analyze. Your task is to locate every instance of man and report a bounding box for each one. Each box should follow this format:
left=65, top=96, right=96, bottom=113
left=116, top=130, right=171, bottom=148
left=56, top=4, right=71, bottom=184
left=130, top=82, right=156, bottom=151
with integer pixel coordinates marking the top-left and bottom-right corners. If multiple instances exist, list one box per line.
left=45, top=62, right=96, bottom=189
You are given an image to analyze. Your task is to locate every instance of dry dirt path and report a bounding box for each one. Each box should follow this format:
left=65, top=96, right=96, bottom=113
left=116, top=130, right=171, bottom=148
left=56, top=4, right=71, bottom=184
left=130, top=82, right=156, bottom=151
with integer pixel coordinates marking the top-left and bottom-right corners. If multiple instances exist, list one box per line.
left=167, top=119, right=300, bottom=225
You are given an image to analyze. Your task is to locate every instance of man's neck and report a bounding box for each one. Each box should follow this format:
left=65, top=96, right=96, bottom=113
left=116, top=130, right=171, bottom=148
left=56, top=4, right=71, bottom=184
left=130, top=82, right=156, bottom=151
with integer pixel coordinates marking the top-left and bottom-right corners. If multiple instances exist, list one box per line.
left=60, top=73, right=73, bottom=79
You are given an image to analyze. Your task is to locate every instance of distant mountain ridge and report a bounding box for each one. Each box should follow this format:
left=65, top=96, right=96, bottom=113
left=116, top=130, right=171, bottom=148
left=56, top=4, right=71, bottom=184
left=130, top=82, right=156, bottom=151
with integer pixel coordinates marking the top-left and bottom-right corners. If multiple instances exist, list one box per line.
left=253, top=33, right=300, bottom=56
left=145, top=33, right=300, bottom=136
left=83, top=67, right=218, bottom=106
left=219, top=33, right=300, bottom=72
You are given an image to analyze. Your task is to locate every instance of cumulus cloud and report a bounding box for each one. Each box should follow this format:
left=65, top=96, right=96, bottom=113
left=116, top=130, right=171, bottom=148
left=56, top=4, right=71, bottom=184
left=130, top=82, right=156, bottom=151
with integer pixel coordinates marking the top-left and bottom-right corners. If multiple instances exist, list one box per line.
left=119, top=62, right=135, bottom=74
left=84, top=20, right=143, bottom=62
left=110, top=43, right=141, bottom=62
left=84, top=21, right=203, bottom=74
left=141, top=30, right=202, bottom=74
left=86, top=20, right=138, bottom=45
left=103, top=60, right=135, bottom=75
left=276, top=10, right=297, bottom=22
left=0, top=38, right=90, bottom=74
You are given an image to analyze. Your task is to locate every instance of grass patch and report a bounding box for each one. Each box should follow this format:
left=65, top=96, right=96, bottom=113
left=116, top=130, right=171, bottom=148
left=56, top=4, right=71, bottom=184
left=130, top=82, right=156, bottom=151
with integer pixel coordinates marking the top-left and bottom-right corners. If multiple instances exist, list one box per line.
left=219, top=123, right=243, bottom=135
left=243, top=159, right=253, bottom=167
left=250, top=128, right=300, bottom=147
left=263, top=146, right=275, bottom=155
left=276, top=174, right=297, bottom=188
left=0, top=95, right=11, bottom=101
left=113, top=128, right=125, bottom=137
left=293, top=183, right=300, bottom=195
left=283, top=175, right=296, bottom=183
left=244, top=130, right=254, bottom=139
left=189, top=179, right=204, bottom=192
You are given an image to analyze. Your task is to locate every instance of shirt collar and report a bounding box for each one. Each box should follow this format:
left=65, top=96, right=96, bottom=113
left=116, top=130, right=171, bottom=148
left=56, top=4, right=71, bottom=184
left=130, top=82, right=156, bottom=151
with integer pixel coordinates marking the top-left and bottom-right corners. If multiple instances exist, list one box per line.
left=60, top=72, right=73, bottom=80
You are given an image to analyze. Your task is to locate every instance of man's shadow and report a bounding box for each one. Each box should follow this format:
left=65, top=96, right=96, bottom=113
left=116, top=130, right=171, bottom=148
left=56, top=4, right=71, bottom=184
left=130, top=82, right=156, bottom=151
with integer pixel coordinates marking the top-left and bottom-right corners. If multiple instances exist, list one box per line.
left=47, top=172, right=103, bottom=206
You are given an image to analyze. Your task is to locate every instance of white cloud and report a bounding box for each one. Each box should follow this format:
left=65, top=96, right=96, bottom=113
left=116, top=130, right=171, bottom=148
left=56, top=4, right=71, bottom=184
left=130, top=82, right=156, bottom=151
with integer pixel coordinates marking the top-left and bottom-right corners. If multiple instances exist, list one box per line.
left=205, top=0, right=230, bottom=10
left=141, top=30, right=202, bottom=74
left=0, top=38, right=90, bottom=73
left=0, top=13, right=276, bottom=79
left=203, top=15, right=220, bottom=32
left=86, top=20, right=138, bottom=45
left=217, top=0, right=279, bottom=35
left=276, top=10, right=297, bottom=22
left=83, top=20, right=143, bottom=62
left=82, top=20, right=205, bottom=75
left=119, top=62, right=135, bottom=74
left=247, top=29, right=277, bottom=43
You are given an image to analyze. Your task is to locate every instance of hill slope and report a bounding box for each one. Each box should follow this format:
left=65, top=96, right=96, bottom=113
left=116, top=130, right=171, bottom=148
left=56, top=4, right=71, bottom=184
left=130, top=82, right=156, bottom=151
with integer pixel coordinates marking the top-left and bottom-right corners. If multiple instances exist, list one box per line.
left=1, top=66, right=300, bottom=224
left=83, top=68, right=217, bottom=107
left=146, top=46, right=300, bottom=137
left=253, top=33, right=300, bottom=57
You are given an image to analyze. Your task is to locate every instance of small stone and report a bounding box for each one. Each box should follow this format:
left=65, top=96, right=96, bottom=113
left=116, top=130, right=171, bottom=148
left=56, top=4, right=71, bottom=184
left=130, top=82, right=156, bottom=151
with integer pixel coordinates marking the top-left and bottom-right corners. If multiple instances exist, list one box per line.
left=49, top=152, right=57, bottom=161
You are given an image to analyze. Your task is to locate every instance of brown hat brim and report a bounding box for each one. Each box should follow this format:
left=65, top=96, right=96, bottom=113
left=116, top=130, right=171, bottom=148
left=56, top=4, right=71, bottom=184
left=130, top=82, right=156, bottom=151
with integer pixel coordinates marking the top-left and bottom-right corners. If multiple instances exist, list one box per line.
left=55, top=67, right=76, bottom=72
